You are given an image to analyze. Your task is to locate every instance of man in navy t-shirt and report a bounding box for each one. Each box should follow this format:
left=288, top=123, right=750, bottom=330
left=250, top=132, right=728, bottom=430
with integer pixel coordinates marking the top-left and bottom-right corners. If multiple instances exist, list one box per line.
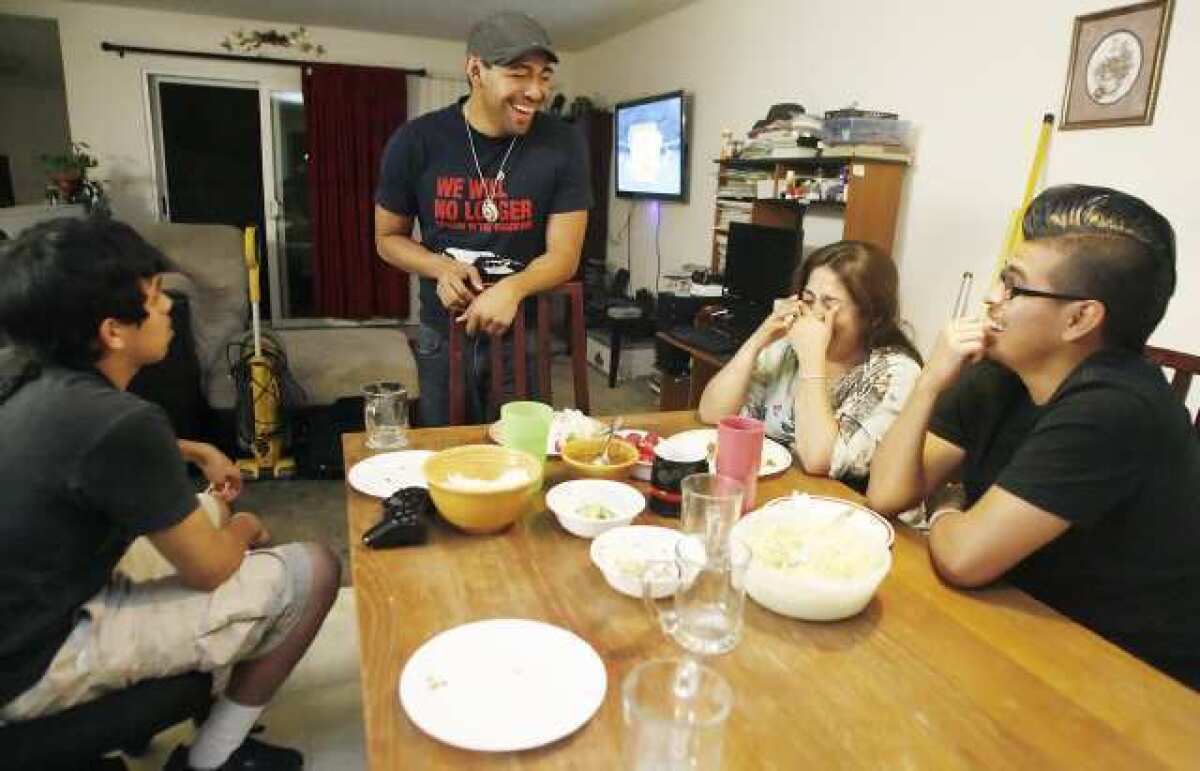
left=375, top=11, right=591, bottom=426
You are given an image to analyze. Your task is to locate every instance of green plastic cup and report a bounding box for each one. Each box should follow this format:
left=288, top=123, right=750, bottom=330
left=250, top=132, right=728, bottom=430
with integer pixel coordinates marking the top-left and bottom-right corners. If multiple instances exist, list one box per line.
left=500, top=401, right=554, bottom=467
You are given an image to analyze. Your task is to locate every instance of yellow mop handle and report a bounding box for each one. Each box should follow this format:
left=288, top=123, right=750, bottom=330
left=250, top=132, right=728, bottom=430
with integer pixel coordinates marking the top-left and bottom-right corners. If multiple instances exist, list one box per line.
left=995, top=113, right=1055, bottom=276
left=243, top=226, right=260, bottom=304
left=243, top=226, right=263, bottom=359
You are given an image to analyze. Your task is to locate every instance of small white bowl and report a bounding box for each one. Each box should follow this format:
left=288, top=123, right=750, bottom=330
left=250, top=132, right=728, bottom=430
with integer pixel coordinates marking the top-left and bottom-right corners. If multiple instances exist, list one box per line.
left=546, top=479, right=645, bottom=539
left=589, top=525, right=682, bottom=598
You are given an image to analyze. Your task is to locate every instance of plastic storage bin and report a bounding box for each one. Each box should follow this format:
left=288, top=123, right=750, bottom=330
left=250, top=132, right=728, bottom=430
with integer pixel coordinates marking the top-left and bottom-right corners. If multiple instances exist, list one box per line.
left=823, top=117, right=913, bottom=148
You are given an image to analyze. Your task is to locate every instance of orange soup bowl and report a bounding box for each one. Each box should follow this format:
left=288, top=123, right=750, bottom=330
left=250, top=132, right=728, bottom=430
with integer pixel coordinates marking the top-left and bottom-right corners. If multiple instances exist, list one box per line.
left=560, top=436, right=638, bottom=481
left=423, top=445, right=543, bottom=533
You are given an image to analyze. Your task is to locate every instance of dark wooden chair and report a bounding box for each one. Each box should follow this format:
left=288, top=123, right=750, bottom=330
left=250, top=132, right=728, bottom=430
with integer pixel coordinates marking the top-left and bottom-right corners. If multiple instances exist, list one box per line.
left=447, top=282, right=590, bottom=425
left=1144, top=344, right=1200, bottom=433
left=0, top=671, right=212, bottom=770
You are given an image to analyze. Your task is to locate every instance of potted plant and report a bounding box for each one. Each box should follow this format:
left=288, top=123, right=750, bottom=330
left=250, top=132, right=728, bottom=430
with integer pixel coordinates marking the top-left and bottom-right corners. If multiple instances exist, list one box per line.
left=40, top=141, right=98, bottom=201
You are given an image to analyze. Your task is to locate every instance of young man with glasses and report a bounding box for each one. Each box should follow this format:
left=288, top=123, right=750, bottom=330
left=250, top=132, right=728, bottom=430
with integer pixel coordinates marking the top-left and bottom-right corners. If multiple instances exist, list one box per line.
left=868, top=185, right=1199, bottom=690
left=374, top=11, right=591, bottom=426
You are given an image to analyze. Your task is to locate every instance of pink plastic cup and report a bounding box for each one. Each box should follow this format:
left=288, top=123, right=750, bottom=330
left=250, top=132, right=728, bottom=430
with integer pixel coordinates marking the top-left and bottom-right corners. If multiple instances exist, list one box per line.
left=714, top=416, right=764, bottom=513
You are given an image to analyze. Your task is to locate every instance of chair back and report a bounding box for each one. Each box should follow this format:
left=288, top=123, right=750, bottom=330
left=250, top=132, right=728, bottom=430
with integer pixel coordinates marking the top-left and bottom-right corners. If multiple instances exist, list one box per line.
left=448, top=282, right=590, bottom=425
left=1144, top=345, right=1200, bottom=433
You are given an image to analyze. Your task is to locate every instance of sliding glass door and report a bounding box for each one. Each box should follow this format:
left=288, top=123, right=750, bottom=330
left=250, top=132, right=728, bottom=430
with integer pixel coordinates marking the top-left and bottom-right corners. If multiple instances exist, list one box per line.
left=148, top=71, right=311, bottom=322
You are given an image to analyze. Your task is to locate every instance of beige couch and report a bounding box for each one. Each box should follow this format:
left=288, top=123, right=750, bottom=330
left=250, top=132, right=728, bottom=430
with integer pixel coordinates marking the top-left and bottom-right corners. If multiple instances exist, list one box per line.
left=135, top=221, right=419, bottom=410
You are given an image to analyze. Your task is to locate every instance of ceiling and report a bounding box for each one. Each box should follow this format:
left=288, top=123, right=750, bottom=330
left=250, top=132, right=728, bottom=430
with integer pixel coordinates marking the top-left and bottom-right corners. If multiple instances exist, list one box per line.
left=62, top=0, right=697, bottom=51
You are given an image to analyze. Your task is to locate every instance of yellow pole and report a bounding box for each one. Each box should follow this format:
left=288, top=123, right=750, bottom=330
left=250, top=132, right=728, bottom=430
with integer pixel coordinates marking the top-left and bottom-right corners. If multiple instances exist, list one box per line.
left=994, top=113, right=1055, bottom=278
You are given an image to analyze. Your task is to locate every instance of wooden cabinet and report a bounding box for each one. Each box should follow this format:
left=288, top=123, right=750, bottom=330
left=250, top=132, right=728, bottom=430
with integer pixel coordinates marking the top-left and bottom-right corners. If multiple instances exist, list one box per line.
left=711, top=157, right=907, bottom=272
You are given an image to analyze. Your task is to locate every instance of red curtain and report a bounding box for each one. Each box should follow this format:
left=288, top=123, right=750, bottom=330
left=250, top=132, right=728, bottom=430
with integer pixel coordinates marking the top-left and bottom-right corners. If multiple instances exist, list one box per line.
left=303, top=63, right=408, bottom=318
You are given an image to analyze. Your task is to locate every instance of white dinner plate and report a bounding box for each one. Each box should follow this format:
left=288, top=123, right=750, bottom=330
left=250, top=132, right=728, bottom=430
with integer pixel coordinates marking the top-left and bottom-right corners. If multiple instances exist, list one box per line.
left=398, top=618, right=607, bottom=752
left=346, top=450, right=435, bottom=498
left=657, top=428, right=792, bottom=477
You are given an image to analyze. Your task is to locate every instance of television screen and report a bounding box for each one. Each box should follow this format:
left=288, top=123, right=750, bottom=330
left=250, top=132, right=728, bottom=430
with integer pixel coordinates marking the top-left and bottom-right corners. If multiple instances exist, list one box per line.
left=614, top=90, right=688, bottom=202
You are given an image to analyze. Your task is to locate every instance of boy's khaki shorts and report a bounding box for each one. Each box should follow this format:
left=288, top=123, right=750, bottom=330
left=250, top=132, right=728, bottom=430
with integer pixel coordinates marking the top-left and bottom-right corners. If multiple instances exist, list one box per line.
left=0, top=542, right=313, bottom=723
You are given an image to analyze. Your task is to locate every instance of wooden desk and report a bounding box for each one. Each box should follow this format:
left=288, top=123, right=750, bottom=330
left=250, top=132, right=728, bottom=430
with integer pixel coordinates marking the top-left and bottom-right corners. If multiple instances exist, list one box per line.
left=655, top=332, right=729, bottom=411
left=344, top=411, right=1200, bottom=770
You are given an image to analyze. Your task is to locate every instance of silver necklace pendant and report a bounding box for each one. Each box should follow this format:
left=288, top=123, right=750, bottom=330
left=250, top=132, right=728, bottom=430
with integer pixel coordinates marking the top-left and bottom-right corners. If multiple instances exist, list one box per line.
left=481, top=198, right=500, bottom=223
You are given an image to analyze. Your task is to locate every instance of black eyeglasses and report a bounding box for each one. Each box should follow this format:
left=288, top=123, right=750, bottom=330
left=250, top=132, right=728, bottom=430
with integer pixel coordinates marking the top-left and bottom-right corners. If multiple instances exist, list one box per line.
left=997, top=268, right=1092, bottom=303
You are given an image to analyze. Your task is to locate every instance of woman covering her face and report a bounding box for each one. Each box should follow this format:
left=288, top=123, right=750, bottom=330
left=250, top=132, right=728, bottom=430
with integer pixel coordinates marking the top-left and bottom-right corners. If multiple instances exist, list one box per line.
left=698, top=240, right=922, bottom=491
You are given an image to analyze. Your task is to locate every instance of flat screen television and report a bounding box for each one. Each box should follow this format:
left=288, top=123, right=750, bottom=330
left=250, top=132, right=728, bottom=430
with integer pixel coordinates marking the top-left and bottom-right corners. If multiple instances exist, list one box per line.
left=614, top=90, right=689, bottom=202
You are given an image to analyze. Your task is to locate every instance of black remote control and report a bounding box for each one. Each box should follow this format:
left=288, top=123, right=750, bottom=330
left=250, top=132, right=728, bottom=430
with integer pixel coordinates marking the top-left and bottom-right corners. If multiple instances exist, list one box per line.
left=362, top=487, right=431, bottom=548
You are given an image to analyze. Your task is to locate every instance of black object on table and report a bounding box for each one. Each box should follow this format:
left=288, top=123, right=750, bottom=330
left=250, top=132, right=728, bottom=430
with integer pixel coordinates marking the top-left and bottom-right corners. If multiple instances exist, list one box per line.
left=363, top=487, right=431, bottom=548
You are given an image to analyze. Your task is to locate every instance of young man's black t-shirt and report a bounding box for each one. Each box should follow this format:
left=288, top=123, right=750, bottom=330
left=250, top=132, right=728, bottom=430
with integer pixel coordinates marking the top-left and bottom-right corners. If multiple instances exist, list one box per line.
left=930, top=350, right=1200, bottom=689
left=375, top=98, right=592, bottom=326
left=0, top=367, right=196, bottom=706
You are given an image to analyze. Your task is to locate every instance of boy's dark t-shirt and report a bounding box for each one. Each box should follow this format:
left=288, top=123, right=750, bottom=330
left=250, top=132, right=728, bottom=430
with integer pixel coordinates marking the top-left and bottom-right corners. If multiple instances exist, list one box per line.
left=0, top=367, right=197, bottom=706
left=930, top=351, right=1200, bottom=689
left=375, top=99, right=592, bottom=326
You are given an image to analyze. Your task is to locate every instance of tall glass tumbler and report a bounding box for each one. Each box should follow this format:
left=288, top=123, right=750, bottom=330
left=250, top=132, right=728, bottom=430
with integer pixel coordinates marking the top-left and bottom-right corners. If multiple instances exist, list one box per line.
left=622, top=658, right=733, bottom=771
left=680, top=473, right=744, bottom=556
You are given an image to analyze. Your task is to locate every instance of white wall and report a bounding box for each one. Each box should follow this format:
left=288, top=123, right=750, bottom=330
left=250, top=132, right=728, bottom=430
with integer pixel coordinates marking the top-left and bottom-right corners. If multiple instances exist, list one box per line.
left=2, top=0, right=580, bottom=222
left=573, top=0, right=1199, bottom=354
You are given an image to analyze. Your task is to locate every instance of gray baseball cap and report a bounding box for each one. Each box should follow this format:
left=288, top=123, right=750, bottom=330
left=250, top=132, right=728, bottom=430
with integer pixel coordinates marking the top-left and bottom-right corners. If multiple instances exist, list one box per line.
left=467, top=11, right=558, bottom=65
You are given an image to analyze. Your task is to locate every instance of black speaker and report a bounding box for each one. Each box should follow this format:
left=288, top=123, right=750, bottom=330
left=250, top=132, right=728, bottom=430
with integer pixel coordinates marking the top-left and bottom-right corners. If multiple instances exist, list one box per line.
left=655, top=338, right=690, bottom=376
left=655, top=293, right=706, bottom=330
left=654, top=293, right=707, bottom=376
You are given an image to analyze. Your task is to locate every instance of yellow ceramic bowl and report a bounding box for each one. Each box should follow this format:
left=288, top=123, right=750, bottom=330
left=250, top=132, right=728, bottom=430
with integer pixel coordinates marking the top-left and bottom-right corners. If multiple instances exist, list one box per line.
left=423, top=445, right=542, bottom=534
left=561, top=436, right=638, bottom=481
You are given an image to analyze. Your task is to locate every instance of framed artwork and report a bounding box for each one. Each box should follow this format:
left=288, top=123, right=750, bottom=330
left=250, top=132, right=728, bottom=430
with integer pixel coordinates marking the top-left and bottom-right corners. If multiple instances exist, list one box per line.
left=1060, top=0, right=1174, bottom=130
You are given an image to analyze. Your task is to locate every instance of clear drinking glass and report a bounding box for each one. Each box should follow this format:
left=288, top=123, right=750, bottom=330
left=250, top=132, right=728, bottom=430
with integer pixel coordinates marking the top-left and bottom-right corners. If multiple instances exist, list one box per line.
left=622, top=658, right=733, bottom=771
left=680, top=473, right=744, bottom=557
left=643, top=535, right=751, bottom=657
left=363, top=382, right=409, bottom=449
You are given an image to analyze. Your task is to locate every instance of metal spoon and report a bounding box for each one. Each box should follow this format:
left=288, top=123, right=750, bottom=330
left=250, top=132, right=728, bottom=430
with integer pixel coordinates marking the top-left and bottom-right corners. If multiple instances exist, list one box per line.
left=596, top=416, right=624, bottom=465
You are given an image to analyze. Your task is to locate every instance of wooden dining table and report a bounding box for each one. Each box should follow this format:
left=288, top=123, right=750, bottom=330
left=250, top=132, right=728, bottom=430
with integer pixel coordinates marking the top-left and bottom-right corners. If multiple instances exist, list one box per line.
left=343, top=410, right=1200, bottom=770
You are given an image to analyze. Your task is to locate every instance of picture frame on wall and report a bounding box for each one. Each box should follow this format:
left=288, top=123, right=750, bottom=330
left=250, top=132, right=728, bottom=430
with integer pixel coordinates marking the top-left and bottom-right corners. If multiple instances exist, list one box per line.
left=1060, top=0, right=1174, bottom=130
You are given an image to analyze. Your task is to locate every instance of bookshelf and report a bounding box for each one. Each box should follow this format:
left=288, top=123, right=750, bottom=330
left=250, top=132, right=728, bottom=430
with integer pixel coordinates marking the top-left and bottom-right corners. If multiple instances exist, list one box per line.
left=711, top=156, right=907, bottom=272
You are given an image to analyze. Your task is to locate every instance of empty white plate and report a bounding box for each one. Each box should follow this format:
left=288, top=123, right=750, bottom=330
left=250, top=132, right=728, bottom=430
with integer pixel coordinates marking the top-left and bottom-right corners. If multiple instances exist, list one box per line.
left=346, top=450, right=434, bottom=498
left=398, top=618, right=607, bottom=752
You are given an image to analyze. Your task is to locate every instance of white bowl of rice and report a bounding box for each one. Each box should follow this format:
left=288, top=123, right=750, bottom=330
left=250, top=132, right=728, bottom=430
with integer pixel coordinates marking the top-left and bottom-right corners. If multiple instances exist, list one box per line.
left=731, top=494, right=892, bottom=621
left=589, top=525, right=684, bottom=598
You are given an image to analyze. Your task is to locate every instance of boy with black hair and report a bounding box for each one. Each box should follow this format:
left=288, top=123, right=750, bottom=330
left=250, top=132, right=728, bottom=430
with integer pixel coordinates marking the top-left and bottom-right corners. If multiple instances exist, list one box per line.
left=0, top=218, right=340, bottom=770
left=869, top=185, right=1200, bottom=690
